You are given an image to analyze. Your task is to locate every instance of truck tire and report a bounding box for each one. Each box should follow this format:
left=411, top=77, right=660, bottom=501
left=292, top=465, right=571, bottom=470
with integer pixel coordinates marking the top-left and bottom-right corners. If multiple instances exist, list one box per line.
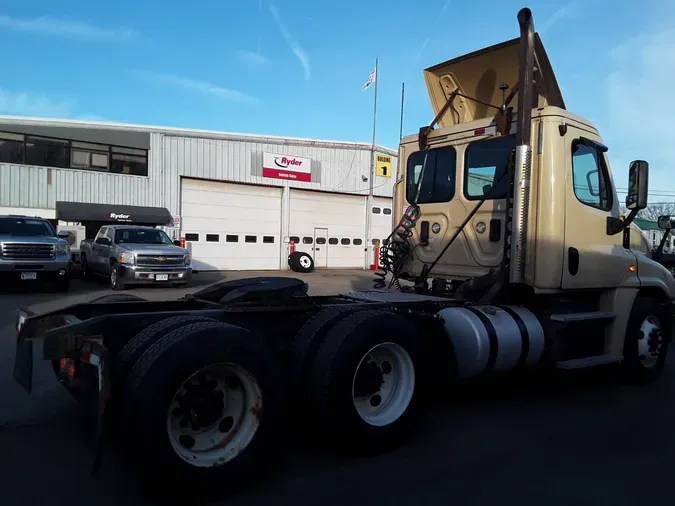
left=288, top=251, right=314, bottom=273
left=289, top=305, right=368, bottom=390
left=110, top=263, right=126, bottom=290
left=307, top=309, right=425, bottom=455
left=620, top=295, right=670, bottom=384
left=111, top=315, right=218, bottom=397
left=123, top=320, right=284, bottom=494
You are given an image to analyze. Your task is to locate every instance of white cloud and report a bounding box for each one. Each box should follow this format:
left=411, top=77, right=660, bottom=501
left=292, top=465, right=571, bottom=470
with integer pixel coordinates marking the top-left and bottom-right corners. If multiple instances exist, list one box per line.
left=133, top=70, right=260, bottom=104
left=605, top=28, right=675, bottom=182
left=269, top=4, right=310, bottom=81
left=539, top=1, right=580, bottom=34
left=236, top=50, right=271, bottom=67
left=0, top=14, right=139, bottom=42
left=0, top=89, right=72, bottom=117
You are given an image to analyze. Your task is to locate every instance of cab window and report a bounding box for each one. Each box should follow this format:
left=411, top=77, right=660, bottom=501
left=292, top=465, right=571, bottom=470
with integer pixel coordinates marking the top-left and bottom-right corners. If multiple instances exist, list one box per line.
left=464, top=134, right=516, bottom=200
left=571, top=140, right=612, bottom=211
left=406, top=146, right=456, bottom=204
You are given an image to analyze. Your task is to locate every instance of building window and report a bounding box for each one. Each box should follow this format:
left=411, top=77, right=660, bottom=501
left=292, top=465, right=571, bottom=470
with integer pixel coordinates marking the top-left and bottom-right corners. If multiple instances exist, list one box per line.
left=372, top=238, right=380, bottom=245
left=372, top=207, right=381, bottom=214
left=353, top=238, right=363, bottom=245
left=0, top=130, right=148, bottom=177
left=185, top=233, right=199, bottom=241
left=329, top=238, right=338, bottom=245
left=263, top=236, right=274, bottom=243
left=25, top=135, right=70, bottom=168
left=383, top=208, right=392, bottom=215
left=316, top=237, right=326, bottom=245
left=0, top=132, right=25, bottom=164
left=110, top=146, right=148, bottom=176
left=341, top=238, right=351, bottom=245
left=206, top=234, right=219, bottom=242
left=245, top=235, right=257, bottom=243
left=406, top=145, right=457, bottom=204
left=289, top=236, right=300, bottom=243
left=303, top=237, right=313, bottom=244
left=464, top=134, right=516, bottom=200
left=226, top=235, right=238, bottom=242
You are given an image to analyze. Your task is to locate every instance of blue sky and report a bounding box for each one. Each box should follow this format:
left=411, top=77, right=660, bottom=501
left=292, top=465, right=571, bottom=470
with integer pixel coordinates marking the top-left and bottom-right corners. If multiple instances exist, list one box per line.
left=1, top=0, right=674, bottom=201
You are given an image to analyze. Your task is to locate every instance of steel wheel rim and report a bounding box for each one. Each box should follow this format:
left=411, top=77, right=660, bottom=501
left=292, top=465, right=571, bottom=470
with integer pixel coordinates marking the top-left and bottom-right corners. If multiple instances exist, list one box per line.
left=638, top=314, right=663, bottom=368
left=351, top=342, right=415, bottom=427
left=299, top=255, right=311, bottom=268
left=110, top=268, right=117, bottom=287
left=166, top=362, right=263, bottom=468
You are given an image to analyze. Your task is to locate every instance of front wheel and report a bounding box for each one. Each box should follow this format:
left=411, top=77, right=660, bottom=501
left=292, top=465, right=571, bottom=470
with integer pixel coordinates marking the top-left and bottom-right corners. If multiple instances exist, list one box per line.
left=110, top=264, right=126, bottom=290
left=620, top=296, right=670, bottom=384
left=123, top=321, right=284, bottom=495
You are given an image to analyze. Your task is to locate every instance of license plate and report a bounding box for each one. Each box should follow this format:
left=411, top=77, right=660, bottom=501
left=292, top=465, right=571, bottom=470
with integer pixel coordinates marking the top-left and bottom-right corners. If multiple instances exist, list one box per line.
left=155, top=274, right=169, bottom=281
left=20, top=272, right=37, bottom=280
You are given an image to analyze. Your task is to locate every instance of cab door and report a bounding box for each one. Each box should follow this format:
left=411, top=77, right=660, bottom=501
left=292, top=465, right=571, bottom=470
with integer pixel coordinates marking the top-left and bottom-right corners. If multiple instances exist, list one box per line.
left=561, top=127, right=635, bottom=289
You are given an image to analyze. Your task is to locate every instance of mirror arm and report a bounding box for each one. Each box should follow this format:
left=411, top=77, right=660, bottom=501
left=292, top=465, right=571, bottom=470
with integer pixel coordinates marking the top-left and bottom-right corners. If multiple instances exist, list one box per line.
left=653, top=229, right=671, bottom=259
left=607, top=209, right=639, bottom=236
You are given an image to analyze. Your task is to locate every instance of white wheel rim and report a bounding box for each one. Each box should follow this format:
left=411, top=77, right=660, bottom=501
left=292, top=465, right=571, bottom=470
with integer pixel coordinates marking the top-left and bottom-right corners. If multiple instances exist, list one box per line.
left=166, top=362, right=262, bottom=468
left=351, top=342, right=415, bottom=427
left=110, top=269, right=117, bottom=286
left=638, top=315, right=663, bottom=368
left=299, top=255, right=311, bottom=268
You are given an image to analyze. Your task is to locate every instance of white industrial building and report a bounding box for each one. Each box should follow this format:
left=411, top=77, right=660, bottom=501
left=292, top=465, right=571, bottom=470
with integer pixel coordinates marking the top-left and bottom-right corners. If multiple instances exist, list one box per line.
left=0, top=116, right=398, bottom=271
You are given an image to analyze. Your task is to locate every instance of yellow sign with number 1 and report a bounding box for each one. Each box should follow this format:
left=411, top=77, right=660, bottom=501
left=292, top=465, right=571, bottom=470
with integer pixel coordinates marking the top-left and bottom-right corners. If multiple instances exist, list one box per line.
left=376, top=154, right=392, bottom=178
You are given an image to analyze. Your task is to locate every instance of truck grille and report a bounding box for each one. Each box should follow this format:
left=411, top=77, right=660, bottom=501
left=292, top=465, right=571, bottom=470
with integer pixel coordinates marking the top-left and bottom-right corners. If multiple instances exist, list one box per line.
left=136, top=255, right=185, bottom=266
left=1, top=243, right=55, bottom=259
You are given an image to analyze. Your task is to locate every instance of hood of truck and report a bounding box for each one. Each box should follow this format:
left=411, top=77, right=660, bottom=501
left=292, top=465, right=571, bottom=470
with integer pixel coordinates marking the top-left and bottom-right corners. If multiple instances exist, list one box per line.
left=0, top=234, right=65, bottom=245
left=424, top=34, right=565, bottom=128
left=119, top=243, right=188, bottom=256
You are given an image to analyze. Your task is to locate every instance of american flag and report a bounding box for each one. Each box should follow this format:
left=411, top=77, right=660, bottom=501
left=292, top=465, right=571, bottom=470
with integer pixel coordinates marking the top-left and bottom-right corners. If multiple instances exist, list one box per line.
left=362, top=66, right=377, bottom=90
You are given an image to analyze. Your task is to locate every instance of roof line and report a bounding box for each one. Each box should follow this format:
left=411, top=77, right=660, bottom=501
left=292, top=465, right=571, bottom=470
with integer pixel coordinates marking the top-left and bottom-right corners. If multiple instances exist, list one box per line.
left=0, top=115, right=399, bottom=156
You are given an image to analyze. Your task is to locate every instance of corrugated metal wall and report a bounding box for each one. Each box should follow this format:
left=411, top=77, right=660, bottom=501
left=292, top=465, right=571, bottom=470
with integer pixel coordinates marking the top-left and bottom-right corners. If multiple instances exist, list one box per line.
left=0, top=130, right=397, bottom=216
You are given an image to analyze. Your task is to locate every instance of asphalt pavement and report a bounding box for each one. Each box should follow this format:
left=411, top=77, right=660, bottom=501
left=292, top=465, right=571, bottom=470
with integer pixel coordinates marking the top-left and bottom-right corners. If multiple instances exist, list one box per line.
left=1, top=271, right=674, bottom=506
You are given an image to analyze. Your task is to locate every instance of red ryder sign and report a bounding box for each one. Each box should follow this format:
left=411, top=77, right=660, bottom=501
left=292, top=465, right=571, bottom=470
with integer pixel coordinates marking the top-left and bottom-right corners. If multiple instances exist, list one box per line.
left=262, top=152, right=312, bottom=182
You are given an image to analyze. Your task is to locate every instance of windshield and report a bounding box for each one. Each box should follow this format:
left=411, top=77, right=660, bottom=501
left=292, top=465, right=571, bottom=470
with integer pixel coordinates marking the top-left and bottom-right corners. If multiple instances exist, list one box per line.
left=0, top=217, right=56, bottom=236
left=115, top=228, right=174, bottom=245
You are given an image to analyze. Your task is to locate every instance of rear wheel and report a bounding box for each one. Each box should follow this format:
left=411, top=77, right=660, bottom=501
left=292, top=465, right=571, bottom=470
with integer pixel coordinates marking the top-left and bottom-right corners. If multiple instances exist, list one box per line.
left=307, top=309, right=425, bottom=455
left=80, top=256, right=92, bottom=282
left=123, top=321, right=284, bottom=495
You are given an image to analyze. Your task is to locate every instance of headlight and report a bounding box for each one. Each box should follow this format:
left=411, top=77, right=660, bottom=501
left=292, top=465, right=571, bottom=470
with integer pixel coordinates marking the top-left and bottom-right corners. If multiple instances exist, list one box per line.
left=55, top=244, right=70, bottom=256
left=119, top=252, right=135, bottom=265
left=184, top=254, right=191, bottom=265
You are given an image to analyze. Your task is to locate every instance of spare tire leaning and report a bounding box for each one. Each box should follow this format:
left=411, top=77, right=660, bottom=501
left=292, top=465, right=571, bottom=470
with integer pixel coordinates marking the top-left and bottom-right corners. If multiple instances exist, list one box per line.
left=123, top=320, right=285, bottom=496
left=288, top=251, right=314, bottom=273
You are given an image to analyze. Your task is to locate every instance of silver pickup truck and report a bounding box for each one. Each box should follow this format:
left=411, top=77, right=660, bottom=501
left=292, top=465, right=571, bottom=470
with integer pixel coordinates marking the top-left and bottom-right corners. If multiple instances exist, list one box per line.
left=79, top=225, right=192, bottom=290
left=0, top=215, right=72, bottom=291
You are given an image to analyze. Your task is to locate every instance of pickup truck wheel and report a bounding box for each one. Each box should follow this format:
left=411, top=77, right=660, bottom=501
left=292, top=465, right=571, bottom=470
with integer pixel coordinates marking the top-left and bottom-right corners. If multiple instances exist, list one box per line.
left=110, top=264, right=126, bottom=290
left=123, top=321, right=284, bottom=495
left=307, top=309, right=425, bottom=455
left=620, top=296, right=670, bottom=385
left=80, top=256, right=92, bottom=282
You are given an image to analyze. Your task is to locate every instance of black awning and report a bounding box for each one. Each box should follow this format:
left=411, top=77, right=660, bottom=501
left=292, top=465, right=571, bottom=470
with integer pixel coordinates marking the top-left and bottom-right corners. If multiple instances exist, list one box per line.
left=56, top=201, right=173, bottom=225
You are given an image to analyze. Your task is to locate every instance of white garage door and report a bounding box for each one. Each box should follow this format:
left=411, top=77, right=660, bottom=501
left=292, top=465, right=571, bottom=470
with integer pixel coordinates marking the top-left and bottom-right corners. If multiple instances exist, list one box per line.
left=371, top=196, right=394, bottom=246
left=181, top=178, right=282, bottom=271
left=289, top=189, right=366, bottom=269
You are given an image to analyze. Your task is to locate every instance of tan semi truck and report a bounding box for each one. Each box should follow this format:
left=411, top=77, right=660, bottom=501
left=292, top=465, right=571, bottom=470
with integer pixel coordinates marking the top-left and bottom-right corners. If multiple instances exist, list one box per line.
left=11, top=6, right=674, bottom=499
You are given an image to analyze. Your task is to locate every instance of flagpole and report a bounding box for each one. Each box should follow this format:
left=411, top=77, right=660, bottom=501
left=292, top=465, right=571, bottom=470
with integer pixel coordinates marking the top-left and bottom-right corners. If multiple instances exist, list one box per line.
left=399, top=82, right=405, bottom=141
left=369, top=57, right=378, bottom=197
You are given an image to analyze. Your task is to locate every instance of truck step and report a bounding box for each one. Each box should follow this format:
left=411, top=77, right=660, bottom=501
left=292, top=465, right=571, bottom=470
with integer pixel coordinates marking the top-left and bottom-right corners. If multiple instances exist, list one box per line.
left=555, top=354, right=620, bottom=370
left=550, top=311, right=616, bottom=323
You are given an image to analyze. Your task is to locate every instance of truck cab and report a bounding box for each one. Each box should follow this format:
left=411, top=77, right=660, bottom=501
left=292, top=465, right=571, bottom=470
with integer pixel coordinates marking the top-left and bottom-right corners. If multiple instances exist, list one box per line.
left=394, top=33, right=675, bottom=300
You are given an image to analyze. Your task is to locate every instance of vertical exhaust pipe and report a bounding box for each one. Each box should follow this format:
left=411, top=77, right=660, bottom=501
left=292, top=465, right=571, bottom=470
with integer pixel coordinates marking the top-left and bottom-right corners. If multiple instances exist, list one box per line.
left=509, top=7, right=535, bottom=284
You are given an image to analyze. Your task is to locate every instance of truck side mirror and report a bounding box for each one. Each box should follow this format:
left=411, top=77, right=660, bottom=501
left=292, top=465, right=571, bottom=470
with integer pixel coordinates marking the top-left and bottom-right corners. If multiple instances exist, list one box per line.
left=173, top=240, right=181, bottom=246
left=57, top=231, right=70, bottom=239
left=625, top=160, right=649, bottom=211
left=658, top=215, right=675, bottom=230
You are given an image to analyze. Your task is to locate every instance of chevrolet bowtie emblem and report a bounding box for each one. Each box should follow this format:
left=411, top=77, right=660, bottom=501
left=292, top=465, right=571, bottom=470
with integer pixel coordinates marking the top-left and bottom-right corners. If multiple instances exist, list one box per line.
left=158, top=257, right=166, bottom=262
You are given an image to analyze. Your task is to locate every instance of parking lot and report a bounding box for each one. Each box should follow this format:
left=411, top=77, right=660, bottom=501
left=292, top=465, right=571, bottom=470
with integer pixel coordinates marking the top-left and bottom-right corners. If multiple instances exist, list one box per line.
left=1, top=270, right=674, bottom=506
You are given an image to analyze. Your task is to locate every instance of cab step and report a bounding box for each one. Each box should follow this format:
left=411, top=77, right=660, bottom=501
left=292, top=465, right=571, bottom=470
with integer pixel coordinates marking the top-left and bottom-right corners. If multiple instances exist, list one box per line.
left=550, top=312, right=616, bottom=323
left=555, top=354, right=620, bottom=370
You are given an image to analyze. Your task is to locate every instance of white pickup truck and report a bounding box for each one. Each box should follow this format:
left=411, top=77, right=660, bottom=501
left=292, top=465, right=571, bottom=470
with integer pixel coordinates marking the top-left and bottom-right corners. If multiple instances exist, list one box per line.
left=79, top=224, right=192, bottom=290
